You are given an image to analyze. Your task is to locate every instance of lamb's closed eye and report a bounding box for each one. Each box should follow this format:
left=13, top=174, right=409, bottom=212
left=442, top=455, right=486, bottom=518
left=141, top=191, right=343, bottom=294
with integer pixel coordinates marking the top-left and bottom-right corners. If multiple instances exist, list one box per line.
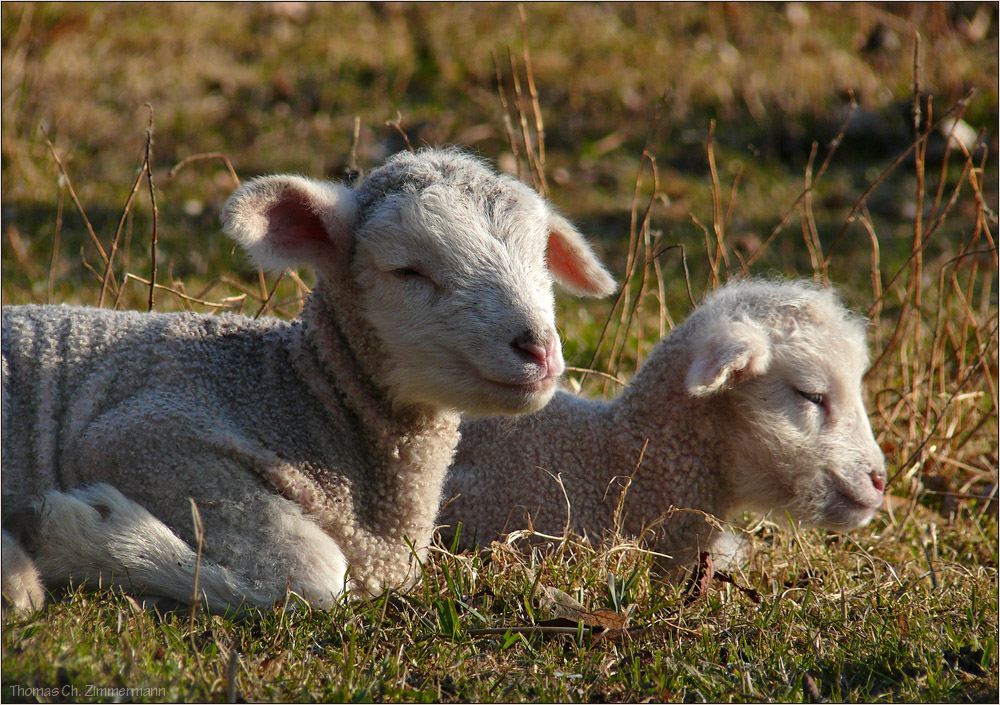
left=392, top=267, right=429, bottom=280
left=796, top=390, right=825, bottom=406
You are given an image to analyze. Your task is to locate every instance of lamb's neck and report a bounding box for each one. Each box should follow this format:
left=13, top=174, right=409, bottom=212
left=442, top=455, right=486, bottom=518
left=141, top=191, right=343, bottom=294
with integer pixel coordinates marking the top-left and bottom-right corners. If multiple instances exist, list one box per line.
left=287, top=280, right=460, bottom=593
left=295, top=280, right=393, bottom=436
left=295, top=279, right=456, bottom=436
left=609, top=334, right=734, bottom=523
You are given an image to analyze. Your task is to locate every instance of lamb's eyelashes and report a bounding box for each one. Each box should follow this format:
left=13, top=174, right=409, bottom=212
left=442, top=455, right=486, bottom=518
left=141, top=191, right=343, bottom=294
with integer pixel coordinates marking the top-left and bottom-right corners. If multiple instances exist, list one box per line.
left=793, top=386, right=830, bottom=425
left=388, top=266, right=441, bottom=292
left=391, top=266, right=433, bottom=282
left=795, top=389, right=825, bottom=407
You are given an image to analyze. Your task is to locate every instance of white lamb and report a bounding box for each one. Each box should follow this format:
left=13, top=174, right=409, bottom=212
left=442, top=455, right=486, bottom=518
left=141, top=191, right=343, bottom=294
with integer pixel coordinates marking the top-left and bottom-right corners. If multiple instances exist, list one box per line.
left=440, top=279, right=886, bottom=571
left=0, top=147, right=616, bottom=614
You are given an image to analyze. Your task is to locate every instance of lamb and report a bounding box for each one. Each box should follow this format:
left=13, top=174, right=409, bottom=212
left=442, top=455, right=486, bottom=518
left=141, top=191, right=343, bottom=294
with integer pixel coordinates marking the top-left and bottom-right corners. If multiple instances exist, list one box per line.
left=0, top=147, right=616, bottom=614
left=439, top=279, right=887, bottom=571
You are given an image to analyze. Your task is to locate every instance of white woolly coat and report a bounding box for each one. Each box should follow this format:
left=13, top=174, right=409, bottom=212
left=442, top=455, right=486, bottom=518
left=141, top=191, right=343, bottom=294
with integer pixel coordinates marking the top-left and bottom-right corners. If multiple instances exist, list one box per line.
left=3, top=282, right=457, bottom=600
left=442, top=321, right=723, bottom=567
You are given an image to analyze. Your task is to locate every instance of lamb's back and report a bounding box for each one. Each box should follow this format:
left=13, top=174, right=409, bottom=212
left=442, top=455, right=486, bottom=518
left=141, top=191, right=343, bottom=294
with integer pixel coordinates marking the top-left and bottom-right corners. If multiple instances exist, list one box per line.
left=1, top=305, right=360, bottom=511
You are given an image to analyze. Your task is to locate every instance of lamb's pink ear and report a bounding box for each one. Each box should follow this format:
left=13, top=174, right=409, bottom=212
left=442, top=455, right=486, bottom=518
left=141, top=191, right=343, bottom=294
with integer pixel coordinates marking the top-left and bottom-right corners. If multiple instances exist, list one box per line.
left=546, top=212, right=616, bottom=297
left=686, top=319, right=772, bottom=397
left=220, top=175, right=357, bottom=274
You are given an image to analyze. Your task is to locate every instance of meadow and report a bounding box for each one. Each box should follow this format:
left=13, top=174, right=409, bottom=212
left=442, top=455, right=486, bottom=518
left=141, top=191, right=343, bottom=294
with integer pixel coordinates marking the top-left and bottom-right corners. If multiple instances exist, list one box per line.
left=2, top=3, right=997, bottom=702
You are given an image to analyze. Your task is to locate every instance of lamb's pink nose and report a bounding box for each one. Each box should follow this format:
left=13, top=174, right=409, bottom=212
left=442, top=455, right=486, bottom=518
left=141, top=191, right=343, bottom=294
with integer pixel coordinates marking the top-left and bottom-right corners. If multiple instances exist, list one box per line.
left=870, top=470, right=886, bottom=493
left=513, top=332, right=557, bottom=370
left=517, top=340, right=548, bottom=364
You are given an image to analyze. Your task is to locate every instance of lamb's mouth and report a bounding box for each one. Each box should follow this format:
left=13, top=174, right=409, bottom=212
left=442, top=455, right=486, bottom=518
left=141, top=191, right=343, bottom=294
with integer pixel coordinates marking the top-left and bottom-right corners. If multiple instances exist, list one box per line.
left=461, top=355, right=559, bottom=409
left=477, top=372, right=559, bottom=412
left=830, top=472, right=884, bottom=510
left=821, top=477, right=883, bottom=530
left=487, top=373, right=558, bottom=396
left=836, top=490, right=879, bottom=514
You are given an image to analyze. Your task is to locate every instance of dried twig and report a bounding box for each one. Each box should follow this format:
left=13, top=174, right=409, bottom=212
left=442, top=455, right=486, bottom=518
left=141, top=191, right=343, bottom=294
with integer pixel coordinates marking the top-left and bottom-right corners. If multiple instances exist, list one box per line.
left=507, top=49, right=546, bottom=195
left=493, top=51, right=522, bottom=179
left=704, top=122, right=730, bottom=287
left=123, top=274, right=246, bottom=309
left=46, top=178, right=65, bottom=303
left=563, top=366, right=628, bottom=387
left=518, top=4, right=546, bottom=183
left=144, top=105, right=160, bottom=311
left=255, top=271, right=287, bottom=319
left=98, top=159, right=147, bottom=307
left=348, top=116, right=362, bottom=176
left=166, top=151, right=240, bottom=188
left=40, top=127, right=108, bottom=266
left=386, top=112, right=415, bottom=153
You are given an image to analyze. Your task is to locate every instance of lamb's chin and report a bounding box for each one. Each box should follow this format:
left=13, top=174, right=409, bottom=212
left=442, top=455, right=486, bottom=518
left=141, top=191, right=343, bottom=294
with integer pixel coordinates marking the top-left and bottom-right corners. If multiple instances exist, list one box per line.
left=816, top=491, right=881, bottom=531
left=393, top=372, right=557, bottom=416
left=464, top=375, right=558, bottom=416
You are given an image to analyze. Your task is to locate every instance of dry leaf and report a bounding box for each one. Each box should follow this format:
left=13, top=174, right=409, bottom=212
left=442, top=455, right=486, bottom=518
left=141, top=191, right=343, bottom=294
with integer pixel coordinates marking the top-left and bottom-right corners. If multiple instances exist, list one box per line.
left=803, top=672, right=823, bottom=702
left=714, top=571, right=762, bottom=604
left=539, top=585, right=627, bottom=631
left=258, top=649, right=290, bottom=680
left=684, top=551, right=715, bottom=604
left=683, top=552, right=760, bottom=604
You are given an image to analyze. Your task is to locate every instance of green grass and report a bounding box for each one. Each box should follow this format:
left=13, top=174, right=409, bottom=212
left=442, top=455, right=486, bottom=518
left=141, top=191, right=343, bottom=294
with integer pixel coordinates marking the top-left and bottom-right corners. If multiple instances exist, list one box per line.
left=4, top=520, right=997, bottom=702
left=2, top=3, right=998, bottom=702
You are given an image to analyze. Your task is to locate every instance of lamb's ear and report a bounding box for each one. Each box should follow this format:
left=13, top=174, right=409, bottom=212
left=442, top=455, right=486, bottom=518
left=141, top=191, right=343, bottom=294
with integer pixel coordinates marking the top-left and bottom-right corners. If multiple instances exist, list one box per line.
left=546, top=212, right=617, bottom=297
left=221, top=175, right=357, bottom=274
left=686, top=319, right=772, bottom=397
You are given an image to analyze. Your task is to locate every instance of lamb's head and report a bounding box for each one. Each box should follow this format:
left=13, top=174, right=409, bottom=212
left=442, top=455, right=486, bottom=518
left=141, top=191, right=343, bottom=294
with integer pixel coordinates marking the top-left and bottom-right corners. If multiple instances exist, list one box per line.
left=685, top=280, right=886, bottom=531
left=221, top=148, right=615, bottom=416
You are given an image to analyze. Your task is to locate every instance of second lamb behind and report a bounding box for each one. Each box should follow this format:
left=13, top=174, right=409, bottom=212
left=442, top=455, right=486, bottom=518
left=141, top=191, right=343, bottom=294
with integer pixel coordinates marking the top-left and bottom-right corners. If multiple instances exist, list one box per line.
left=440, top=279, right=886, bottom=570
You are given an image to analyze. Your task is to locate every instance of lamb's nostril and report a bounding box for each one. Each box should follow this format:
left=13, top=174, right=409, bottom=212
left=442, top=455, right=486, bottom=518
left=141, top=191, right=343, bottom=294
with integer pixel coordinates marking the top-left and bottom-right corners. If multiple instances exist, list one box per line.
left=870, top=470, right=886, bottom=493
left=512, top=331, right=551, bottom=365
left=515, top=340, right=547, bottom=364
